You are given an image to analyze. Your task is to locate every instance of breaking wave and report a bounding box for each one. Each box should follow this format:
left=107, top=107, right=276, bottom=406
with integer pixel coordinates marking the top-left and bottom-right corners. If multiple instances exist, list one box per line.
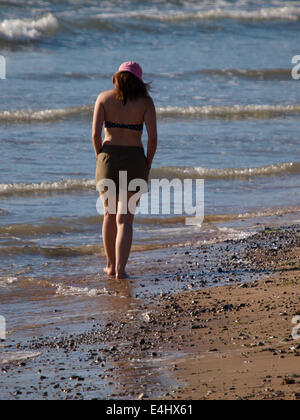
left=1, top=6, right=299, bottom=46
left=127, top=7, right=300, bottom=23
left=0, top=178, right=95, bottom=196
left=0, top=162, right=298, bottom=198
left=0, top=105, right=92, bottom=123
left=0, top=13, right=59, bottom=42
left=2, top=104, right=300, bottom=125
left=156, top=104, right=300, bottom=120
left=151, top=161, right=300, bottom=180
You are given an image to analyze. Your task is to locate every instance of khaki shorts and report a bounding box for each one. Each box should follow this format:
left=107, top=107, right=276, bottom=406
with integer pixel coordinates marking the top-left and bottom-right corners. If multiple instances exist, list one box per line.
left=96, top=145, right=150, bottom=194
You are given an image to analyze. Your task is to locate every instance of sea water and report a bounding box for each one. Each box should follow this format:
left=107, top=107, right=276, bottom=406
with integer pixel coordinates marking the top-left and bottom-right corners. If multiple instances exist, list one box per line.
left=0, top=0, right=299, bottom=338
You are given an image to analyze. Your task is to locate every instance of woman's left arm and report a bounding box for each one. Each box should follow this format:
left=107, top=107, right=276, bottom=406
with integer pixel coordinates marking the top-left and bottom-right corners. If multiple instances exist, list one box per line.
left=92, top=94, right=105, bottom=157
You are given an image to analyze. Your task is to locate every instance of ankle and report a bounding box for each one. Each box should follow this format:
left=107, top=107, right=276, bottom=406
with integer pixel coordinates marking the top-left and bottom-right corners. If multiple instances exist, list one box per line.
left=116, top=264, right=125, bottom=273
left=107, top=261, right=115, bottom=269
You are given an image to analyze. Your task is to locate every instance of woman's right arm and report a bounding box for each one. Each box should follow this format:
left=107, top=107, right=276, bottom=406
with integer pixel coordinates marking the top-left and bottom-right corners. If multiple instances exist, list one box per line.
left=144, top=97, right=158, bottom=169
left=92, top=94, right=105, bottom=157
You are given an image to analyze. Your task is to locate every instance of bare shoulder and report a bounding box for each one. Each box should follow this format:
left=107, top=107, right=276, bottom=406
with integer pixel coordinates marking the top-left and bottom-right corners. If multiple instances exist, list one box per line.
left=143, top=96, right=156, bottom=114
left=145, top=96, right=155, bottom=106
left=143, top=96, right=156, bottom=111
left=97, top=90, right=115, bottom=103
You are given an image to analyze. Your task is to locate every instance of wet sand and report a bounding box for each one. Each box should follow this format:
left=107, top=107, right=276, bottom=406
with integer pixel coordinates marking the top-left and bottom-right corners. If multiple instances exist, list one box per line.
left=0, top=224, right=299, bottom=400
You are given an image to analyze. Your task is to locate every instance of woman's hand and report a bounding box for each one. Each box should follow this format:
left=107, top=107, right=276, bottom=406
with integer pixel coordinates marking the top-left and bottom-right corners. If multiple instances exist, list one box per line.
left=145, top=98, right=157, bottom=171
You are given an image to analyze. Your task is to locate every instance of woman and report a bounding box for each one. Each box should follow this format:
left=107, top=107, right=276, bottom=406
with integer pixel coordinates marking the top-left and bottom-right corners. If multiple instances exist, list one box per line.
left=92, top=62, right=158, bottom=280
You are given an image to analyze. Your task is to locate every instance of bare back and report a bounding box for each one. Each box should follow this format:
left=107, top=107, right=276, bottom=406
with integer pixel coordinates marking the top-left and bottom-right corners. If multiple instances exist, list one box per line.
left=95, top=90, right=154, bottom=147
left=92, top=87, right=157, bottom=168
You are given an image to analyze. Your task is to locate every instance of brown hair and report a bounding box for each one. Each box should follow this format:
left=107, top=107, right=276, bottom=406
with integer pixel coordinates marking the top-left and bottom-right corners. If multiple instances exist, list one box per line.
left=114, top=71, right=151, bottom=105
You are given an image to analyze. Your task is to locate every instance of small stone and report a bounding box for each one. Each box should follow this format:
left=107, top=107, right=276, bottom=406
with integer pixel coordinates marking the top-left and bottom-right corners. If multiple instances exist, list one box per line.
left=14, top=390, right=22, bottom=396
left=238, top=283, right=248, bottom=289
left=282, top=377, right=295, bottom=385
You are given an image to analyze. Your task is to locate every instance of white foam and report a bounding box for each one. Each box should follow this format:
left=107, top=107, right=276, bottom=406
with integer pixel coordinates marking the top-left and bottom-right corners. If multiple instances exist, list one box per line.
left=0, top=276, right=18, bottom=287
left=0, top=161, right=299, bottom=199
left=159, top=7, right=300, bottom=22
left=0, top=13, right=59, bottom=41
left=95, top=6, right=300, bottom=23
left=0, top=105, right=92, bottom=123
left=2, top=103, right=300, bottom=125
left=152, top=161, right=300, bottom=180
left=56, top=284, right=111, bottom=297
left=0, top=178, right=95, bottom=196
left=157, top=104, right=300, bottom=118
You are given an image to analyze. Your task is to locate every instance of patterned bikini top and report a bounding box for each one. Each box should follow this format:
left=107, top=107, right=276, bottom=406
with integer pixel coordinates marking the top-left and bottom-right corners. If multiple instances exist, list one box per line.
left=105, top=121, right=143, bottom=132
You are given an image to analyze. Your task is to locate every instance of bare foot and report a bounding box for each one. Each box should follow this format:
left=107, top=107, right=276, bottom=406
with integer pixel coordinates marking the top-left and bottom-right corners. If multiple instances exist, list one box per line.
left=116, top=271, right=128, bottom=280
left=104, top=266, right=115, bottom=276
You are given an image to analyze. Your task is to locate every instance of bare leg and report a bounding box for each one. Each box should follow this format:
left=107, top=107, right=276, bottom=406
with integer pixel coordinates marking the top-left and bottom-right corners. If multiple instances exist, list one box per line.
left=115, top=212, right=134, bottom=279
left=100, top=193, right=117, bottom=276
left=115, top=192, right=140, bottom=279
left=102, top=212, right=117, bottom=275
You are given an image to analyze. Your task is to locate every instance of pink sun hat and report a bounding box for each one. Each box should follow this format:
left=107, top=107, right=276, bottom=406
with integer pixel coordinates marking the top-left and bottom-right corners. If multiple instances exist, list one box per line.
left=117, top=61, right=143, bottom=81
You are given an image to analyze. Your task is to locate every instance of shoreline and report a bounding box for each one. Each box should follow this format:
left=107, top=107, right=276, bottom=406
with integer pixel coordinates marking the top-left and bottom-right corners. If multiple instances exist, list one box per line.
left=0, top=223, right=299, bottom=400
